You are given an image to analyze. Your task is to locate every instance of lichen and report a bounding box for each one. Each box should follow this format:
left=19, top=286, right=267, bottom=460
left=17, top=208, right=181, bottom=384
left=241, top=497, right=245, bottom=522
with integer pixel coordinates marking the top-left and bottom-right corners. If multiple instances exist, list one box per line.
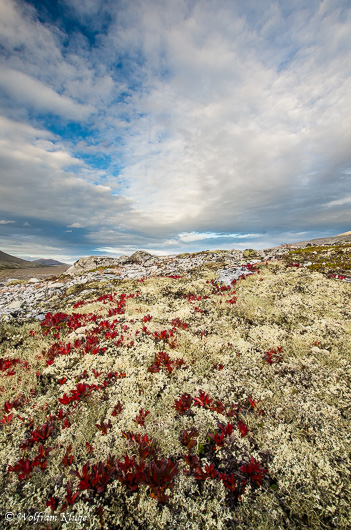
left=0, top=252, right=350, bottom=529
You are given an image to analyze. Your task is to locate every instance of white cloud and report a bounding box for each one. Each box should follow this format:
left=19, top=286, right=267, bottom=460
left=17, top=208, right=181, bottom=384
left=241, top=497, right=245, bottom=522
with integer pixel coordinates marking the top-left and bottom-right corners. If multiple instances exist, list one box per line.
left=0, top=117, right=133, bottom=231
left=107, top=0, right=351, bottom=235
left=0, top=0, right=350, bottom=258
left=0, top=219, right=15, bottom=224
left=326, top=196, right=351, bottom=208
left=0, top=65, right=94, bottom=120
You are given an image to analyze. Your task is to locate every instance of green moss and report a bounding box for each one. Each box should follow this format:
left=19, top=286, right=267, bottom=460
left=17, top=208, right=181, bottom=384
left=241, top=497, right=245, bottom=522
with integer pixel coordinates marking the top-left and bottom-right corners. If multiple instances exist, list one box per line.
left=283, top=243, right=351, bottom=277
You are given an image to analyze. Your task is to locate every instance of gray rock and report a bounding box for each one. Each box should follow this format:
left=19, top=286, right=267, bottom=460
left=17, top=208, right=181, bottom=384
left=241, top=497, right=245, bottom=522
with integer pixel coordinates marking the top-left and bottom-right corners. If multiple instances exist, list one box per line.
left=66, top=256, right=121, bottom=276
left=216, top=265, right=255, bottom=286
left=7, top=300, right=22, bottom=310
left=124, top=251, right=155, bottom=265
left=46, top=282, right=65, bottom=288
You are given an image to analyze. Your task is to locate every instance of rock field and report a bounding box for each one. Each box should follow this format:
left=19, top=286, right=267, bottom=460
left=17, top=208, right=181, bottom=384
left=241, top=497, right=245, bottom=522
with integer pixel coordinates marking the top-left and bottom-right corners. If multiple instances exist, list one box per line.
left=0, top=249, right=276, bottom=321
left=1, top=245, right=349, bottom=322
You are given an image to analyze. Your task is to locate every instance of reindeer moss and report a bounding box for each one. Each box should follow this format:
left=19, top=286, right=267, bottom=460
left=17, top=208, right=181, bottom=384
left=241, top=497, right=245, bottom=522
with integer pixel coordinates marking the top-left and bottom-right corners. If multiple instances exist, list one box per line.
left=0, top=256, right=350, bottom=529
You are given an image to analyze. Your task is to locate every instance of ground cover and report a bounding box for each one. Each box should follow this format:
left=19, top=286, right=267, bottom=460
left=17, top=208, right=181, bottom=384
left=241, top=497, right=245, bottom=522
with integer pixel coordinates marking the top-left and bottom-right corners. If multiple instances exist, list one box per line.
left=282, top=243, right=351, bottom=278
left=0, top=255, right=350, bottom=529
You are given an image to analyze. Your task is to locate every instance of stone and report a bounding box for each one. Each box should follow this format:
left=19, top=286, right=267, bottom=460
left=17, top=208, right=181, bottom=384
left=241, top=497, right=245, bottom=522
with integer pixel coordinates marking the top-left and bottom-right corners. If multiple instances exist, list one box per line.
left=46, top=282, right=65, bottom=288
left=66, top=256, right=121, bottom=276
left=7, top=300, right=21, bottom=310
left=124, top=251, right=155, bottom=265
left=216, top=266, right=255, bottom=286
left=28, top=278, right=40, bottom=283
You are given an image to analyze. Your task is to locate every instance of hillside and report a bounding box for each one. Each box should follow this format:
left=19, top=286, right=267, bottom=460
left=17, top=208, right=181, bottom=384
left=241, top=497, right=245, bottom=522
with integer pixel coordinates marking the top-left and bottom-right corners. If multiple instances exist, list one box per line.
left=286, top=231, right=351, bottom=248
left=31, top=258, right=68, bottom=267
left=0, top=250, right=33, bottom=269
left=0, top=251, right=66, bottom=270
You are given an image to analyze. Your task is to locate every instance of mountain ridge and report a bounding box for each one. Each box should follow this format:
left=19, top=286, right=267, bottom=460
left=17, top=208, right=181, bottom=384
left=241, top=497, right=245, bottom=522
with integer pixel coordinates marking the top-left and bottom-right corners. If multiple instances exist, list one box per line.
left=0, top=250, right=68, bottom=269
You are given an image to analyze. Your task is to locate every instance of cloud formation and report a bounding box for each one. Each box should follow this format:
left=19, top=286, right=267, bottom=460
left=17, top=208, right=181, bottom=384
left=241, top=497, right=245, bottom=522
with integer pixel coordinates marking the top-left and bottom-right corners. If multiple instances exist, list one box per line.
left=0, top=0, right=350, bottom=262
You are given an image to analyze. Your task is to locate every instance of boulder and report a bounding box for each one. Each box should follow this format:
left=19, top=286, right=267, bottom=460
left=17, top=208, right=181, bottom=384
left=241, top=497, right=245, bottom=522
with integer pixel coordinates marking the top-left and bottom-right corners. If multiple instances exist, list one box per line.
left=124, top=251, right=155, bottom=265
left=65, top=251, right=156, bottom=276
left=66, top=256, right=120, bottom=276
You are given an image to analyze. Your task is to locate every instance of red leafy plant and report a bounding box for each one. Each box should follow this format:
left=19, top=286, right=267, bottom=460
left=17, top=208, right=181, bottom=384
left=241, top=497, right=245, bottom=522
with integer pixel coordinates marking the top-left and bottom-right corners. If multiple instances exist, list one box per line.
left=1, top=413, right=14, bottom=424
left=3, top=394, right=24, bottom=413
left=210, top=400, right=226, bottom=414
left=112, top=401, right=123, bottom=416
left=180, top=427, right=199, bottom=451
left=181, top=453, right=200, bottom=474
left=265, top=347, right=283, bottom=364
left=173, top=393, right=193, bottom=415
left=8, top=458, right=34, bottom=480
left=61, top=482, right=80, bottom=511
left=148, top=351, right=187, bottom=374
left=285, top=262, right=300, bottom=268
left=9, top=445, right=52, bottom=480
left=193, top=390, right=213, bottom=409
left=62, top=444, right=74, bottom=467
left=116, top=430, right=180, bottom=504
left=116, top=455, right=145, bottom=492
left=116, top=454, right=179, bottom=504
left=171, top=318, right=189, bottom=330
left=46, top=497, right=58, bottom=512
left=218, top=472, right=236, bottom=491
left=193, top=462, right=218, bottom=481
left=240, top=456, right=267, bottom=487
left=207, top=422, right=234, bottom=449
left=70, top=458, right=116, bottom=494
left=96, top=418, right=112, bottom=436
left=122, top=432, right=158, bottom=460
left=20, top=421, right=54, bottom=450
left=248, top=397, right=264, bottom=415
left=143, top=458, right=179, bottom=503
left=237, top=420, right=249, bottom=437
left=133, top=408, right=149, bottom=426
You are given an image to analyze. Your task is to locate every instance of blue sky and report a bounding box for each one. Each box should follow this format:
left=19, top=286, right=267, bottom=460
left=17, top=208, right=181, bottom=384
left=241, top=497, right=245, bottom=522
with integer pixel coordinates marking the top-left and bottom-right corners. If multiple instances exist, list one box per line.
left=0, top=0, right=350, bottom=263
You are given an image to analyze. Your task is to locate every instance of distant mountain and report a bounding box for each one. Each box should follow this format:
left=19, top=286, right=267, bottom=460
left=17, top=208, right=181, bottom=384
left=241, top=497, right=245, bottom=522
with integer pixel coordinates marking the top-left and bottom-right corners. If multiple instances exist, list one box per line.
left=0, top=250, right=33, bottom=269
left=0, top=250, right=68, bottom=269
left=31, top=258, right=68, bottom=266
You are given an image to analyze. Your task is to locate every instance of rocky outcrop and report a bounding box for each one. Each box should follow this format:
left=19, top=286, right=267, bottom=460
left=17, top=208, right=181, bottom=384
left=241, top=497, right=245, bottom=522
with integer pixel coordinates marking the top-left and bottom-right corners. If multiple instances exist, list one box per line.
left=2, top=243, right=350, bottom=322
left=66, top=256, right=120, bottom=276
left=66, top=251, right=157, bottom=276
left=123, top=251, right=155, bottom=265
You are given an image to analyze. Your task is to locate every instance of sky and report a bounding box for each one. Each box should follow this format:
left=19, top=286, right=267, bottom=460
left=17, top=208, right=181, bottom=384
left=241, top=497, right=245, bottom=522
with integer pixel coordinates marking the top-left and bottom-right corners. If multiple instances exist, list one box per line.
left=0, top=0, right=350, bottom=264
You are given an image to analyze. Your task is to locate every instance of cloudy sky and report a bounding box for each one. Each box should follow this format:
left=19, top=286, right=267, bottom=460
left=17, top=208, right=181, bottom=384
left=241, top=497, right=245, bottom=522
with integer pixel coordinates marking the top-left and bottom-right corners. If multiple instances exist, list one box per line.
left=0, top=0, right=350, bottom=263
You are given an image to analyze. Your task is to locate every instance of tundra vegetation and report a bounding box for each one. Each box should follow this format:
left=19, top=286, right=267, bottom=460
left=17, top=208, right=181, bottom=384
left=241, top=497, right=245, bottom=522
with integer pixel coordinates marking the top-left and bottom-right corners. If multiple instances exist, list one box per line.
left=0, top=245, right=350, bottom=529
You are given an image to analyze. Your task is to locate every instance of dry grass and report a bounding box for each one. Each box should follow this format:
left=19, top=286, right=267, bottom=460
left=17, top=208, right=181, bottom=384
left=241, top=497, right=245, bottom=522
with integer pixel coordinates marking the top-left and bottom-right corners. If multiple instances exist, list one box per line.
left=0, top=255, right=350, bottom=529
